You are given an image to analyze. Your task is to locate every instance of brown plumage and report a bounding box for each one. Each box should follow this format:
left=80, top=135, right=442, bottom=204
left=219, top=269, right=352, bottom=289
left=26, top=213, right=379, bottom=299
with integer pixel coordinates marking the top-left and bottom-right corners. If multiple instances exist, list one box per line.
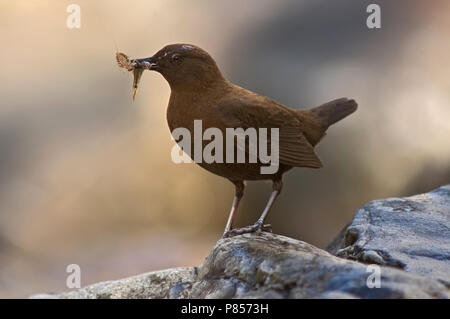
left=128, top=43, right=357, bottom=237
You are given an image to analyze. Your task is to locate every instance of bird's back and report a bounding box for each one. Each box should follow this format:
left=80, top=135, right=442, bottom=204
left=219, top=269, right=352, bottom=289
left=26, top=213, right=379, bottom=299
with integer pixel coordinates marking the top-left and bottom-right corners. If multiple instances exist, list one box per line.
left=166, top=80, right=356, bottom=180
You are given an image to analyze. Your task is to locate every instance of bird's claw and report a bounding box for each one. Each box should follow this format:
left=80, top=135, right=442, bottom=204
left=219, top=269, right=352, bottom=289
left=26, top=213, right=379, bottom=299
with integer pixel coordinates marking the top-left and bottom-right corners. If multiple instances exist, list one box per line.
left=222, top=223, right=272, bottom=238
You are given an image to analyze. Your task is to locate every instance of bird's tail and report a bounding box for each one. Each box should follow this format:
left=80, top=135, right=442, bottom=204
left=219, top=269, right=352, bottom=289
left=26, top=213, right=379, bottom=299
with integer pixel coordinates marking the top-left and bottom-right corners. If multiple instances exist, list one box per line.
left=310, top=98, right=358, bottom=128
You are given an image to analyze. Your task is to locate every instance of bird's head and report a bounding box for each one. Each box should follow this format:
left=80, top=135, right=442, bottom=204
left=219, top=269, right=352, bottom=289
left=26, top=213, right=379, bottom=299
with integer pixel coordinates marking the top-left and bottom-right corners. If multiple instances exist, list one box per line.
left=133, top=44, right=224, bottom=90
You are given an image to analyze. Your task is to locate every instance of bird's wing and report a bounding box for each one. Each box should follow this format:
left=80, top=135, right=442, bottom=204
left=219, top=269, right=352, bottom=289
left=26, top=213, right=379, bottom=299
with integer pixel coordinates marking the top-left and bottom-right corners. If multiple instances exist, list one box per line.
left=215, top=93, right=323, bottom=168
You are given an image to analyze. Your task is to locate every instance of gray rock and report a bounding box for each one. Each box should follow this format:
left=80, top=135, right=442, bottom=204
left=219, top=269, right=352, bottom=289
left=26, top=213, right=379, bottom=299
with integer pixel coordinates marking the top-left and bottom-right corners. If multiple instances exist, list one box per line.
left=30, top=267, right=197, bottom=299
left=330, top=185, right=450, bottom=285
left=30, top=185, right=450, bottom=299
left=31, top=232, right=449, bottom=299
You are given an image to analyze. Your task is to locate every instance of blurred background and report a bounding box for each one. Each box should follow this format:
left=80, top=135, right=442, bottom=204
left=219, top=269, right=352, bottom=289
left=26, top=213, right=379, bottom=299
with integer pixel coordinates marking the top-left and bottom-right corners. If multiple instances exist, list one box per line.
left=0, top=0, right=449, bottom=297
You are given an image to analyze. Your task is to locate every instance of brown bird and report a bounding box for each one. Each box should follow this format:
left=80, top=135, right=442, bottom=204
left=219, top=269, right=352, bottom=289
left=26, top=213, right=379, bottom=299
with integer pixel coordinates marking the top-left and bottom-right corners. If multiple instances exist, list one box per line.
left=130, top=44, right=357, bottom=237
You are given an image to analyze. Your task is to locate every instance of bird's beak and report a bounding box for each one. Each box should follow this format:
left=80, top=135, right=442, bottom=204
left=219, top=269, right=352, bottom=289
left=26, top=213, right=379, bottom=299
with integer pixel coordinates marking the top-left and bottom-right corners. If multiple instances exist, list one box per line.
left=131, top=57, right=158, bottom=71
left=129, top=57, right=157, bottom=101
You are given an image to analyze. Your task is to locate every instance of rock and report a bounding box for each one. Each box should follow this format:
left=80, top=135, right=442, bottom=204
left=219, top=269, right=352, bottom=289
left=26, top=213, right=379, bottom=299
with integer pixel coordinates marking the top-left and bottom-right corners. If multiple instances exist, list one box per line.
left=31, top=185, right=450, bottom=299
left=31, top=267, right=197, bottom=299
left=31, top=232, right=449, bottom=299
left=330, top=185, right=450, bottom=285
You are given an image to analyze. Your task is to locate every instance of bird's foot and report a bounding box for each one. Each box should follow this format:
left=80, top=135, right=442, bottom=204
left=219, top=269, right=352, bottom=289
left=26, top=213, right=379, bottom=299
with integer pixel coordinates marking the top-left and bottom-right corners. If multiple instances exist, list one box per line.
left=223, top=223, right=272, bottom=238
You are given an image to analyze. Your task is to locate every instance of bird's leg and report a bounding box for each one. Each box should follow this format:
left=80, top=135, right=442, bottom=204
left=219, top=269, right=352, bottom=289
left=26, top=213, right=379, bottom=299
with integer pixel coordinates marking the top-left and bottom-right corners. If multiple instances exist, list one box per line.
left=222, top=181, right=245, bottom=237
left=224, top=179, right=282, bottom=237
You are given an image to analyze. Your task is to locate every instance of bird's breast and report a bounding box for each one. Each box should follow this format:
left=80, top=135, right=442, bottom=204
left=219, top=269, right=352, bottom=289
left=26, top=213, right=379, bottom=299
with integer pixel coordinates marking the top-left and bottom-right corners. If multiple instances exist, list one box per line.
left=166, top=92, right=218, bottom=132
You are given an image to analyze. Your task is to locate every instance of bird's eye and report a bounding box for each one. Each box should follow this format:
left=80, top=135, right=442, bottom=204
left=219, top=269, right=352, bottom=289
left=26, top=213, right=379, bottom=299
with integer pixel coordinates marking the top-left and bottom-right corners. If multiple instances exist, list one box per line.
left=171, top=54, right=181, bottom=62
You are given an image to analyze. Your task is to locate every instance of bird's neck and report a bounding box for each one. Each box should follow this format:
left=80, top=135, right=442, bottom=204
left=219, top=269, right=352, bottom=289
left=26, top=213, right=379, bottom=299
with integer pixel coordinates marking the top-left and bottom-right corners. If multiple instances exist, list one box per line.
left=171, top=78, right=230, bottom=103
left=167, top=63, right=227, bottom=93
left=169, top=76, right=229, bottom=104
left=167, top=76, right=230, bottom=130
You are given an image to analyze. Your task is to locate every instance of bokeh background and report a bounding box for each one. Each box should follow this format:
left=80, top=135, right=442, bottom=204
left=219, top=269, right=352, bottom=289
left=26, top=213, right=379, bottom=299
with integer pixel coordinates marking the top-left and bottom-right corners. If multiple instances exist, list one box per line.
left=1, top=0, right=449, bottom=297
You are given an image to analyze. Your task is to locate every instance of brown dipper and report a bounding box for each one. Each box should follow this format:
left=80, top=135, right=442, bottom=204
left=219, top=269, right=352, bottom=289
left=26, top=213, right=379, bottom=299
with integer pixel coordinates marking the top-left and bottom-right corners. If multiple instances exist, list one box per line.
left=129, top=44, right=357, bottom=237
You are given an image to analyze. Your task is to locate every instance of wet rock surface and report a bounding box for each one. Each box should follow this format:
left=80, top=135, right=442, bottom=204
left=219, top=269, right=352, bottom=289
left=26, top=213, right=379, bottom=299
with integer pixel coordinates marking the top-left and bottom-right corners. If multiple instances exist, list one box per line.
left=330, top=185, right=450, bottom=285
left=32, top=185, right=450, bottom=299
